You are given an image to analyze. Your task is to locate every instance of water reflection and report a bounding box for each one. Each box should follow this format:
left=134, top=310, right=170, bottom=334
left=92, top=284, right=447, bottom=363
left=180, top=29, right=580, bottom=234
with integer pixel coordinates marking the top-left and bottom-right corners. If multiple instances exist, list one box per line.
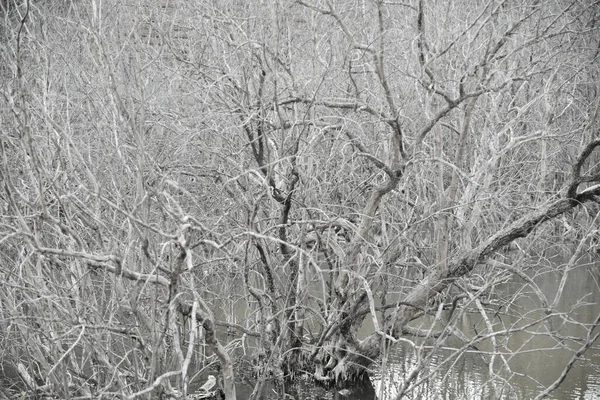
left=209, top=254, right=600, bottom=399
left=368, top=255, right=600, bottom=399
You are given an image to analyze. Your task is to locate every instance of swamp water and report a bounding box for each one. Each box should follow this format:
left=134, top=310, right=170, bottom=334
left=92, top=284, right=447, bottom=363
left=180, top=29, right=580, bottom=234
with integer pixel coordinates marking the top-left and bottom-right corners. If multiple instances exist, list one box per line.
left=218, top=252, right=600, bottom=399
left=359, top=253, right=600, bottom=400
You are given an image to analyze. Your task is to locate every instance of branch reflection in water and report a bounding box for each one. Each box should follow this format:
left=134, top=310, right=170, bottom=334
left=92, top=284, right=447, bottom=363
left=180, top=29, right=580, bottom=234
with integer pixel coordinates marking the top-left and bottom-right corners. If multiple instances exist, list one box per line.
left=364, top=253, right=600, bottom=400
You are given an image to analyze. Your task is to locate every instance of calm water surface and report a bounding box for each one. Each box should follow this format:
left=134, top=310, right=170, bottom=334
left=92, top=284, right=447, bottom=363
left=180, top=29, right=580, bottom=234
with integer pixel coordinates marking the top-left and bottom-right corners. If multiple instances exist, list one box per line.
left=212, top=252, right=600, bottom=399
left=363, top=253, right=600, bottom=400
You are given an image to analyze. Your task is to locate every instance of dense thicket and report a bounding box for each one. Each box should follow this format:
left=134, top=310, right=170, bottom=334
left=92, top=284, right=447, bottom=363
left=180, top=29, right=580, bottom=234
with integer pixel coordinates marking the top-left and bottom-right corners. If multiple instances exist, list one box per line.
left=1, top=0, right=599, bottom=399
